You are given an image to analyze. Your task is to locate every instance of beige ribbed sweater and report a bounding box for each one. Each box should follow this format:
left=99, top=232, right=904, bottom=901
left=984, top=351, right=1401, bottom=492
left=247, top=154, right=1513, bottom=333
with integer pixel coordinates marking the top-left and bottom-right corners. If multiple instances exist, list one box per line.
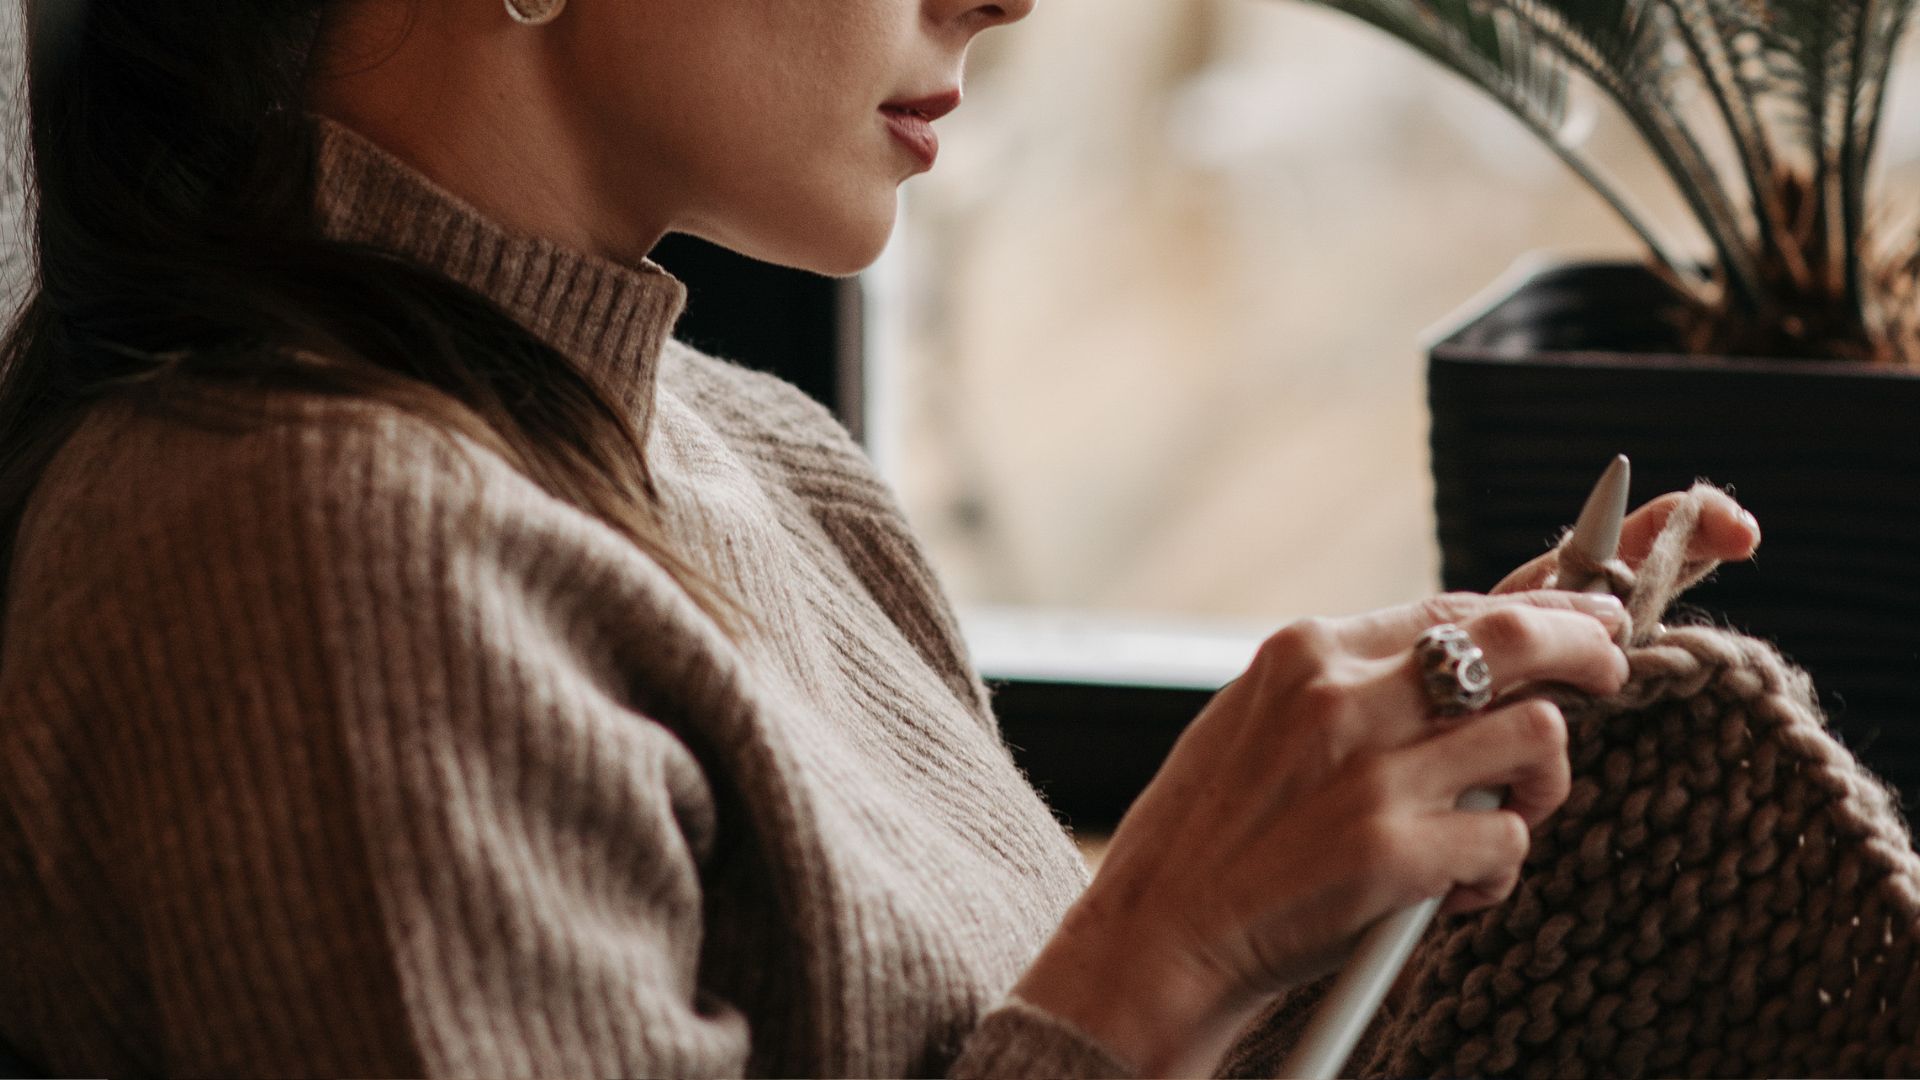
left=0, top=116, right=1131, bottom=1078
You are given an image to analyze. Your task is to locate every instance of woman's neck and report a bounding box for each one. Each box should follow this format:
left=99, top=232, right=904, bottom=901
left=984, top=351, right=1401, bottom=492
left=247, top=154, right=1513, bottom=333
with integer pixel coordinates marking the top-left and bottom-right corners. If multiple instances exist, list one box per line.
left=304, top=1, right=674, bottom=268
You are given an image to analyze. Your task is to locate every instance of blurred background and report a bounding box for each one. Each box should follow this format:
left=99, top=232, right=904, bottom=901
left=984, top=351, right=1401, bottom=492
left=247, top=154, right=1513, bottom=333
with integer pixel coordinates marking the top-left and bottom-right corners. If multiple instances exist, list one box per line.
left=872, top=0, right=1920, bottom=643
left=5, top=1, right=1920, bottom=673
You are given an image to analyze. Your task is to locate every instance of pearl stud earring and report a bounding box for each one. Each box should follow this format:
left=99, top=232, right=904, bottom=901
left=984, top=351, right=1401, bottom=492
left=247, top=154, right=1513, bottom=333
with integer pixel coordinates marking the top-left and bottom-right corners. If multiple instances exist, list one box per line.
left=505, top=0, right=566, bottom=26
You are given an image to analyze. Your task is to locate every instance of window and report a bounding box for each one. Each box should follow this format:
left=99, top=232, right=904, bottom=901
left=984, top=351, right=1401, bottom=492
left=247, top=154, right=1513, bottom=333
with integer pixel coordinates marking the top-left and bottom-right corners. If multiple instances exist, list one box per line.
left=854, top=2, right=1920, bottom=823
left=865, top=0, right=1735, bottom=700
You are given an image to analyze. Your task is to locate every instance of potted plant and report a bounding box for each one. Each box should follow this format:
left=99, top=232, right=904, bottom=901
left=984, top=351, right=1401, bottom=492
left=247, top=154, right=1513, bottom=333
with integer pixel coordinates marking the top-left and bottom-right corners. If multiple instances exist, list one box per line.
left=1287, top=0, right=1920, bottom=807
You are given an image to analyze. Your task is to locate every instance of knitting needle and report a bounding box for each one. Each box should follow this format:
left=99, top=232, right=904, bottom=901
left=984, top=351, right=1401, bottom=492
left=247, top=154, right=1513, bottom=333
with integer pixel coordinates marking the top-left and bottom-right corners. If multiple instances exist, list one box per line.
left=1277, top=455, right=1631, bottom=1080
left=1555, top=454, right=1631, bottom=595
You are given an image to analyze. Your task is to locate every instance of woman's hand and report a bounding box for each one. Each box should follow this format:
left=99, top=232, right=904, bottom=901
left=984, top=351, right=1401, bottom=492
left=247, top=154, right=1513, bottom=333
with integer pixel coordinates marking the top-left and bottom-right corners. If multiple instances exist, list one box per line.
left=1010, top=490, right=1759, bottom=1075
left=1494, top=488, right=1761, bottom=595
left=1011, top=591, right=1632, bottom=1077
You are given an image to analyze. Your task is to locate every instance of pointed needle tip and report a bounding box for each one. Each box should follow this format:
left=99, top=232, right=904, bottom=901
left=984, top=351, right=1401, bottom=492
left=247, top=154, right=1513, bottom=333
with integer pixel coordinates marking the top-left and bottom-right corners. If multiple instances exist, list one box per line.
left=1568, top=455, right=1631, bottom=571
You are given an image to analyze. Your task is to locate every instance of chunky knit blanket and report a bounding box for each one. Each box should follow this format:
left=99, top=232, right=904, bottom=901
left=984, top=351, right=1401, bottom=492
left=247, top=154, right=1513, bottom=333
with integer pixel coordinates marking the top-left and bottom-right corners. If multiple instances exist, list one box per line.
left=1229, top=485, right=1920, bottom=1078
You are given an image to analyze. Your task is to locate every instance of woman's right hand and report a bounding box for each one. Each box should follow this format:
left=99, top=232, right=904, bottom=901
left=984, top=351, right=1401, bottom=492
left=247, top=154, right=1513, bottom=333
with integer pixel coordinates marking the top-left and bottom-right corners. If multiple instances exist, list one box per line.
left=1010, top=590, right=1632, bottom=1076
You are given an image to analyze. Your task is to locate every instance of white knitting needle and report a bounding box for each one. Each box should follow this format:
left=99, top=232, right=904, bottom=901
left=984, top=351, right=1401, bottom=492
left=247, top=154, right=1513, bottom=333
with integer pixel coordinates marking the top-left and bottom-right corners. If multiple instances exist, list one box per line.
left=1277, top=455, right=1631, bottom=1080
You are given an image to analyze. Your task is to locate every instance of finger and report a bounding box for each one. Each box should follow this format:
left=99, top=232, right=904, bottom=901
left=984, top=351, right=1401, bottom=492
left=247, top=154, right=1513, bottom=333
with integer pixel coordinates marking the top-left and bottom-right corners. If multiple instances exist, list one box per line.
left=1436, top=815, right=1528, bottom=916
left=1407, top=808, right=1532, bottom=914
left=1355, top=607, right=1620, bottom=754
left=1401, top=699, right=1572, bottom=829
left=1240, top=606, right=1595, bottom=778
left=1491, top=550, right=1557, bottom=595
left=1495, top=489, right=1762, bottom=596
left=1340, top=590, right=1626, bottom=658
left=1453, top=605, right=1629, bottom=698
left=1617, top=489, right=1760, bottom=567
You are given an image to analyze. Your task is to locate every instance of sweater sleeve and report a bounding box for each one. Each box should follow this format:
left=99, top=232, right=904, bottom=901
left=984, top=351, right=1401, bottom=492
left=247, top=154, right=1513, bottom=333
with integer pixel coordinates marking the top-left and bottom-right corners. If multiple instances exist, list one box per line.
left=948, top=997, right=1137, bottom=1078
left=56, top=406, right=753, bottom=1077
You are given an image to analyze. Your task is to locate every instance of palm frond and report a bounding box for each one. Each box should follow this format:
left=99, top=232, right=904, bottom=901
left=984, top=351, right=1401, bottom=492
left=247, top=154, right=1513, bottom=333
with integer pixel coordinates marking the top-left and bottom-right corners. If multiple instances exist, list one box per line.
left=1498, top=0, right=1769, bottom=311
left=1851, top=0, right=1919, bottom=172
left=1844, top=0, right=1919, bottom=307
left=1754, top=1, right=1856, bottom=266
left=1299, top=0, right=1702, bottom=292
left=1663, top=0, right=1800, bottom=285
left=1501, top=0, right=1671, bottom=98
left=1311, top=0, right=1568, bottom=126
left=1285, top=0, right=1920, bottom=361
left=1712, top=1, right=1916, bottom=306
left=1301, top=0, right=1760, bottom=307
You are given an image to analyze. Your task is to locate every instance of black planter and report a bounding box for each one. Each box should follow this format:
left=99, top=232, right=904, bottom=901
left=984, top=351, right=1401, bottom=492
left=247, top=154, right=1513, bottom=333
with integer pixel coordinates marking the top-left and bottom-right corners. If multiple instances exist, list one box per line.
left=1429, top=259, right=1920, bottom=812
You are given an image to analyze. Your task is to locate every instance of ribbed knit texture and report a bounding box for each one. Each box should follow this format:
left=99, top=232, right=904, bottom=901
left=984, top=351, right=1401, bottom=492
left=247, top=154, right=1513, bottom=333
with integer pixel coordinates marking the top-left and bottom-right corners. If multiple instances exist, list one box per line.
left=0, top=115, right=1131, bottom=1078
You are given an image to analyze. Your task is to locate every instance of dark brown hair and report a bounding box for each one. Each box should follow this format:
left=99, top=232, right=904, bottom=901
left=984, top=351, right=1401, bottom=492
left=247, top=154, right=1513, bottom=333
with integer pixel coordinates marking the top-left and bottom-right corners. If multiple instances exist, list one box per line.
left=0, top=0, right=742, bottom=637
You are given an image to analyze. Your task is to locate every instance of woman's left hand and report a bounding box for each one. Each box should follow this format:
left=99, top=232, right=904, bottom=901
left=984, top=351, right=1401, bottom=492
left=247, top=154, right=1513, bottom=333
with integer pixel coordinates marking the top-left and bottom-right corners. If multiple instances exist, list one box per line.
left=1492, top=487, right=1761, bottom=596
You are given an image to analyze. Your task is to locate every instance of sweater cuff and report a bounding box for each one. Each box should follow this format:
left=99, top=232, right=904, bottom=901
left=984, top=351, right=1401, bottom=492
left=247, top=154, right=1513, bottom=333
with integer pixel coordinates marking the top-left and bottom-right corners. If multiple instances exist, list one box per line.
left=948, top=995, right=1137, bottom=1079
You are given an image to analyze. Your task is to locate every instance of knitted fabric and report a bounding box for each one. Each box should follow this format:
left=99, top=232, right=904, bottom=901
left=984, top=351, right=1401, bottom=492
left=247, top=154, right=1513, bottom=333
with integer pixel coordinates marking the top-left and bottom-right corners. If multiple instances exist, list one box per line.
left=0, top=115, right=1123, bottom=1078
left=1229, top=485, right=1920, bottom=1078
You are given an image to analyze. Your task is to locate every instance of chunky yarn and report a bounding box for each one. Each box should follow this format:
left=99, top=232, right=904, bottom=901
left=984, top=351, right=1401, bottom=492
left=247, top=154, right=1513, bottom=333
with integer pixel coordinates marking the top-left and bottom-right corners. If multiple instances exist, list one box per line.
left=1231, top=485, right=1920, bottom=1078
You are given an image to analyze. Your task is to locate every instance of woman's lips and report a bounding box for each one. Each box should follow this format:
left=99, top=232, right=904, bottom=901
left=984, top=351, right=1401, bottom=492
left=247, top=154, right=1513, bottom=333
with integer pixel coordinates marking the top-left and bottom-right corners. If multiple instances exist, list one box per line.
left=881, top=106, right=939, bottom=169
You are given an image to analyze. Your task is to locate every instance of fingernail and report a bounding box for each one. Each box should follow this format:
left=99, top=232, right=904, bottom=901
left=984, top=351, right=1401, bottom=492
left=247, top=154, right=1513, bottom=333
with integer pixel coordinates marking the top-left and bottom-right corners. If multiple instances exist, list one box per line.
left=1569, top=593, right=1626, bottom=623
left=1740, top=509, right=1762, bottom=548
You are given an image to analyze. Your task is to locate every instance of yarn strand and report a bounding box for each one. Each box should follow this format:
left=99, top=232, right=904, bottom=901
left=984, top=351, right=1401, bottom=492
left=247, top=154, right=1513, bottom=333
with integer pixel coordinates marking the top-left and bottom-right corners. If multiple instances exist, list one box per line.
left=1232, top=485, right=1920, bottom=1079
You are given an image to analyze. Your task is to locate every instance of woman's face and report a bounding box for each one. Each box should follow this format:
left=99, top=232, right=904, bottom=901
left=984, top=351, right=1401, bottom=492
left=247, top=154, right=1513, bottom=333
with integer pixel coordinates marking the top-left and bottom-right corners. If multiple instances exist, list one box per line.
left=557, top=0, right=1033, bottom=275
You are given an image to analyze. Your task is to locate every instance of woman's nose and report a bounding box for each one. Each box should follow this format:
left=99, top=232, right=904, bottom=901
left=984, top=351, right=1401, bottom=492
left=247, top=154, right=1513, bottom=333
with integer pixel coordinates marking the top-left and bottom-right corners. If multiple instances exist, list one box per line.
left=931, top=0, right=1036, bottom=32
left=982, top=0, right=1036, bottom=25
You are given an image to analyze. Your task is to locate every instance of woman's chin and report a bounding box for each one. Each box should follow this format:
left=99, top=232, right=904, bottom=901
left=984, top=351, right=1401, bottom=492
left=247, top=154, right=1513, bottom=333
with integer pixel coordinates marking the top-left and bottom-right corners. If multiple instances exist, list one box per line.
left=804, top=236, right=891, bottom=278
left=775, top=222, right=894, bottom=278
left=708, top=196, right=897, bottom=278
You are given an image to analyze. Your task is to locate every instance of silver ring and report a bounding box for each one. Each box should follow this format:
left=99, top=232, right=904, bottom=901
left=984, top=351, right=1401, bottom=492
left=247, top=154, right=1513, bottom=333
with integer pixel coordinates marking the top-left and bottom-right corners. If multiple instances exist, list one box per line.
left=1414, top=623, right=1494, bottom=717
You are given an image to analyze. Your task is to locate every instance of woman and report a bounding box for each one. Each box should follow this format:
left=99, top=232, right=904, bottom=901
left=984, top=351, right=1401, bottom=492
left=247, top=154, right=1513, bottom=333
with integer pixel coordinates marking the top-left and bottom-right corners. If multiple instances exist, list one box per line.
left=0, top=0, right=1759, bottom=1076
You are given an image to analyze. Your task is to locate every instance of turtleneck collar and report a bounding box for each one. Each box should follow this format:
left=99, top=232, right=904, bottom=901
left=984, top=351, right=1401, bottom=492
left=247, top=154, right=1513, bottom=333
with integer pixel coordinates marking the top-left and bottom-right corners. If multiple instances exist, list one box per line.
left=307, top=113, right=689, bottom=430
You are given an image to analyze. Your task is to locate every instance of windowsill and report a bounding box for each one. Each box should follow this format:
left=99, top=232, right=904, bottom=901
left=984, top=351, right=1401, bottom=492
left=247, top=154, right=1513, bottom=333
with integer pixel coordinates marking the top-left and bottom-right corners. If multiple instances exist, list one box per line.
left=1074, top=831, right=1113, bottom=870
left=960, top=605, right=1278, bottom=828
left=960, top=604, right=1271, bottom=691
